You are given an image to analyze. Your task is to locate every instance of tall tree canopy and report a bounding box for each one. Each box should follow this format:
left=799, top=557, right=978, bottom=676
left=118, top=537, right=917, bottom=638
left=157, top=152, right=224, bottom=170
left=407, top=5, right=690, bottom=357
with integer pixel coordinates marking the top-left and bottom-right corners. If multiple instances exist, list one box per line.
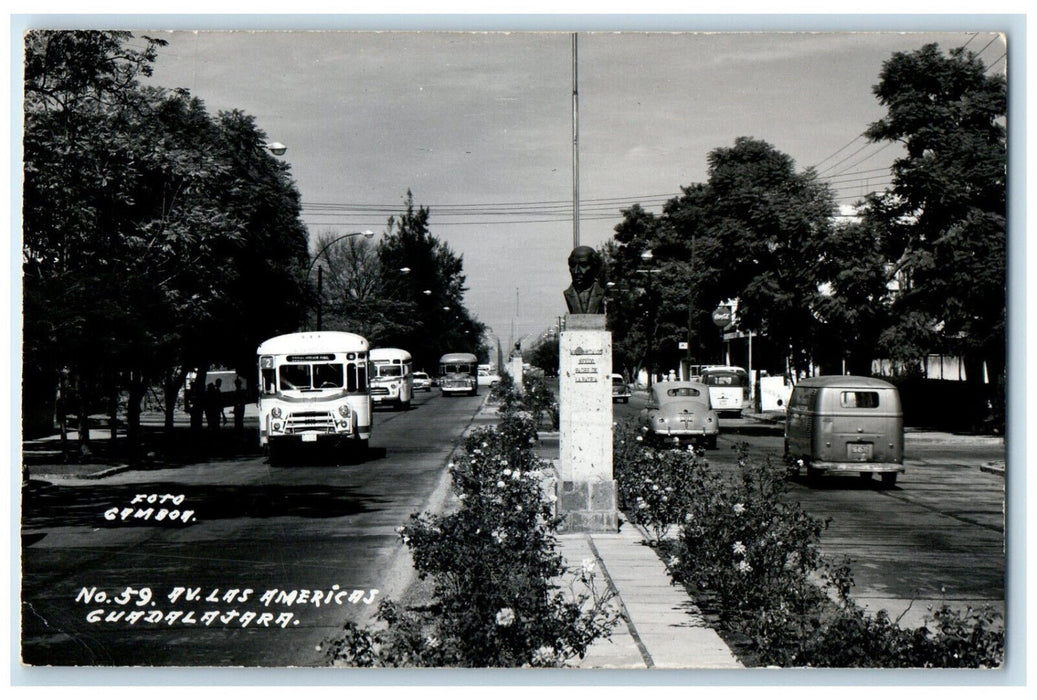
left=863, top=42, right=1006, bottom=415
left=374, top=191, right=486, bottom=373
left=23, top=30, right=310, bottom=445
left=604, top=139, right=835, bottom=379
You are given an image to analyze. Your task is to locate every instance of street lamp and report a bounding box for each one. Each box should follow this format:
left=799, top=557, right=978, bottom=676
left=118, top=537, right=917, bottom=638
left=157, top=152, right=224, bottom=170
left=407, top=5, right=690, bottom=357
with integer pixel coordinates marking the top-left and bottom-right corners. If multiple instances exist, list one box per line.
left=308, top=230, right=375, bottom=331
left=685, top=234, right=696, bottom=380
left=265, top=142, right=287, bottom=156
left=639, top=250, right=660, bottom=389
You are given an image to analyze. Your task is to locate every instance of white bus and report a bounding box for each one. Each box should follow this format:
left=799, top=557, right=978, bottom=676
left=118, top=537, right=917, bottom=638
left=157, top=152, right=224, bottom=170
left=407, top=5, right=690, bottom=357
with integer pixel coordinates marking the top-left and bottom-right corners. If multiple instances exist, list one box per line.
left=257, top=331, right=372, bottom=459
left=699, top=365, right=750, bottom=417
left=370, top=348, right=414, bottom=410
left=438, top=352, right=478, bottom=396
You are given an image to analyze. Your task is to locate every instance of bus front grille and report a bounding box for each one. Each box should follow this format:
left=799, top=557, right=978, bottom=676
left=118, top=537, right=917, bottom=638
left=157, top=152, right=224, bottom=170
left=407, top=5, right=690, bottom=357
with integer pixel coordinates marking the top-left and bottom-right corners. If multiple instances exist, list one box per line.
left=285, top=411, right=335, bottom=433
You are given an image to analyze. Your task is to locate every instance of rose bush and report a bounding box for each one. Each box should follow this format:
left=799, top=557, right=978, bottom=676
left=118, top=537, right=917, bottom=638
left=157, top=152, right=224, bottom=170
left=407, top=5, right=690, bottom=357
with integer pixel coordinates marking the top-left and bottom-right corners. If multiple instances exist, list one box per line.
left=613, top=421, right=1004, bottom=668
left=321, top=408, right=617, bottom=667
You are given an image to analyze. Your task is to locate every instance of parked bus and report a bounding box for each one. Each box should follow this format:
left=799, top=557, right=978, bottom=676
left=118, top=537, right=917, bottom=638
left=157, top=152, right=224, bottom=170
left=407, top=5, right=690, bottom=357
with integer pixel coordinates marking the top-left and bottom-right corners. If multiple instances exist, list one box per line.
left=438, top=352, right=479, bottom=396
left=370, top=348, right=414, bottom=410
left=256, top=331, right=372, bottom=460
left=699, top=365, right=750, bottom=417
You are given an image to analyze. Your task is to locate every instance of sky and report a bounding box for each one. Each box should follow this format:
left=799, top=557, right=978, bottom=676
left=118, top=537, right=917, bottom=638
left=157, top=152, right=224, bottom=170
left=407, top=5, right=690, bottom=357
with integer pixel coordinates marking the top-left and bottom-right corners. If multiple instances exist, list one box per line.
left=12, top=17, right=1013, bottom=354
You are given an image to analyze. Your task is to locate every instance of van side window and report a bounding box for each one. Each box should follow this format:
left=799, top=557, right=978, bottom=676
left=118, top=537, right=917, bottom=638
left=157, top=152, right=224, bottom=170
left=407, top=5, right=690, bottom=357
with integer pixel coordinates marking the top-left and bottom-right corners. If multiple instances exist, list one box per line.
left=841, top=391, right=880, bottom=408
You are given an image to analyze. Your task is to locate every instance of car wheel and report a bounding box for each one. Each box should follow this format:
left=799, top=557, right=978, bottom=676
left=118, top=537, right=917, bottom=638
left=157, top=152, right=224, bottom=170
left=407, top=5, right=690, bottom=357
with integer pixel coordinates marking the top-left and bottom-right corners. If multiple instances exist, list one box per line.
left=706, top=435, right=718, bottom=450
left=880, top=472, right=898, bottom=488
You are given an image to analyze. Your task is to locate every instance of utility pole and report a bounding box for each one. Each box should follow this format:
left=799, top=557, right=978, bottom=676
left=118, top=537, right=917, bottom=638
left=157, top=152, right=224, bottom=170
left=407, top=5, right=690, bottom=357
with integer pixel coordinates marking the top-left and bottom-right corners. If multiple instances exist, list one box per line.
left=572, top=32, right=580, bottom=249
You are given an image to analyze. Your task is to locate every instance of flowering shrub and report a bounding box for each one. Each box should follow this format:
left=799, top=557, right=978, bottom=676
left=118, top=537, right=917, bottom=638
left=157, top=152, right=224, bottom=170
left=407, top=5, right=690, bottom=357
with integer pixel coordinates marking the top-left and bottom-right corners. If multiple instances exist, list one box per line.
left=491, top=371, right=559, bottom=430
left=612, top=421, right=699, bottom=543
left=613, top=420, right=1004, bottom=667
left=679, top=446, right=1003, bottom=667
left=321, top=410, right=617, bottom=667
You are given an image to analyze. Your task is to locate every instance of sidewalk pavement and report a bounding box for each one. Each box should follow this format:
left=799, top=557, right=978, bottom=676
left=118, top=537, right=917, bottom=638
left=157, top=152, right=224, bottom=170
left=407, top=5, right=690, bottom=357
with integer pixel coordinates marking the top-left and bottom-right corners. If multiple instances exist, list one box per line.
left=557, top=526, right=743, bottom=669
left=472, top=398, right=743, bottom=669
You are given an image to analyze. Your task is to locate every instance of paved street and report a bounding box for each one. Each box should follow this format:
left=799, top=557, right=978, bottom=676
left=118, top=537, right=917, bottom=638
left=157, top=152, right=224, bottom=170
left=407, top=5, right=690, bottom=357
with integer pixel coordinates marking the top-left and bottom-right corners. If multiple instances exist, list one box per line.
left=20, top=389, right=481, bottom=667
left=613, top=393, right=1007, bottom=628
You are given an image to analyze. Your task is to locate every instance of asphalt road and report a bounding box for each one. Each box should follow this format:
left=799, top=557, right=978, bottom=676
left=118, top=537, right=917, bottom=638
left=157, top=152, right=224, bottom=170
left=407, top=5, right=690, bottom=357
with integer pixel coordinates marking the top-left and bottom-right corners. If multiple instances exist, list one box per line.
left=20, top=387, right=481, bottom=667
left=613, top=392, right=1007, bottom=629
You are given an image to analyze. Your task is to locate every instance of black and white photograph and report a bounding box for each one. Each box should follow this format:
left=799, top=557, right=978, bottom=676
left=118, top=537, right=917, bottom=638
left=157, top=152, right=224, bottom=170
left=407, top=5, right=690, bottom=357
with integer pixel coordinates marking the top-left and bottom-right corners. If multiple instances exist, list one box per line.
left=11, top=13, right=1021, bottom=685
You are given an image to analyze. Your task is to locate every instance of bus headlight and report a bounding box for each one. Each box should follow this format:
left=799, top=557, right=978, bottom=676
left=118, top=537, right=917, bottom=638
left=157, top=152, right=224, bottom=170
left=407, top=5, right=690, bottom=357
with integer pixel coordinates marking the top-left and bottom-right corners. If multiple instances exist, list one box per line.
left=337, top=404, right=351, bottom=418
left=271, top=406, right=283, bottom=419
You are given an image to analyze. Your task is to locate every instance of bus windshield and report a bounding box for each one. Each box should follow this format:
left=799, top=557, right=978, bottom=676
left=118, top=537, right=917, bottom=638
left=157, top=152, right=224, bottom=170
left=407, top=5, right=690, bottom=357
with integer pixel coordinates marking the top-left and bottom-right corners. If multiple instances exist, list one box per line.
left=279, top=362, right=344, bottom=390
left=701, top=370, right=747, bottom=387
left=442, top=363, right=473, bottom=375
left=272, top=361, right=367, bottom=393
left=375, top=365, right=404, bottom=378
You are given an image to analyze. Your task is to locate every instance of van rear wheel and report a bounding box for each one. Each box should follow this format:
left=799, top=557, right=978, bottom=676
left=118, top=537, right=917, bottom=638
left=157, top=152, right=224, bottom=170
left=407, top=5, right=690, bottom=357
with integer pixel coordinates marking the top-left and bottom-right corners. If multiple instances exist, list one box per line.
left=880, top=472, right=898, bottom=488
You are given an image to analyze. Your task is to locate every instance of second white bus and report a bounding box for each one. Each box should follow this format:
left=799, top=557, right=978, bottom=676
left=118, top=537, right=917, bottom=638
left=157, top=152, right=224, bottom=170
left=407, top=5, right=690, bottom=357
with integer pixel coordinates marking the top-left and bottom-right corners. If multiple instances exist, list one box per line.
left=370, top=348, right=414, bottom=410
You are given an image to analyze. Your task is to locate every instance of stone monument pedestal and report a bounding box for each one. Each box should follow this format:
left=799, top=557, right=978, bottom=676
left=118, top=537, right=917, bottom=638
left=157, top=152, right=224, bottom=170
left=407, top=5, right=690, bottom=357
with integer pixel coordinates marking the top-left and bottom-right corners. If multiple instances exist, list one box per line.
left=557, top=314, right=617, bottom=533
left=508, top=355, right=524, bottom=392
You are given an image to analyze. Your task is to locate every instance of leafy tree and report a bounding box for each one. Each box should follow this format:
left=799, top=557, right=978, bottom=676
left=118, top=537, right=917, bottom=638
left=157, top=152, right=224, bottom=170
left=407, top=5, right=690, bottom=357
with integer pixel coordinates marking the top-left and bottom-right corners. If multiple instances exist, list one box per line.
left=812, top=217, right=894, bottom=374
left=376, top=191, right=486, bottom=372
left=699, top=137, right=836, bottom=375
left=863, top=43, right=1006, bottom=425
left=526, top=334, right=559, bottom=376
left=23, top=30, right=170, bottom=446
left=23, top=30, right=311, bottom=453
left=311, top=231, right=395, bottom=339
left=604, top=141, right=835, bottom=380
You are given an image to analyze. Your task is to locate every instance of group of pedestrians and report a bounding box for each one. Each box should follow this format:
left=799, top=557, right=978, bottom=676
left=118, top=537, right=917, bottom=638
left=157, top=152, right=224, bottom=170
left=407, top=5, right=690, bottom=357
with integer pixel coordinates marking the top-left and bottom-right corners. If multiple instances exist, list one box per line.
left=187, top=375, right=247, bottom=433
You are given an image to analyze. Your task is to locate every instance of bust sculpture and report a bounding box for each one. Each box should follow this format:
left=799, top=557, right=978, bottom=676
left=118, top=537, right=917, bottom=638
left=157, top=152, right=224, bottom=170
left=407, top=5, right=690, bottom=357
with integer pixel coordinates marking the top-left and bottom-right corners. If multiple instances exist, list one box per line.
left=563, top=246, right=606, bottom=315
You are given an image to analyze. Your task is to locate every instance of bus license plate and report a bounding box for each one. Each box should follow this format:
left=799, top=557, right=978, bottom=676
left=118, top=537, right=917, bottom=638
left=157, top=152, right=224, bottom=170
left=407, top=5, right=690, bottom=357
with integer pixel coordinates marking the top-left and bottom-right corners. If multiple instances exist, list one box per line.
left=847, top=443, right=873, bottom=459
left=301, top=433, right=317, bottom=443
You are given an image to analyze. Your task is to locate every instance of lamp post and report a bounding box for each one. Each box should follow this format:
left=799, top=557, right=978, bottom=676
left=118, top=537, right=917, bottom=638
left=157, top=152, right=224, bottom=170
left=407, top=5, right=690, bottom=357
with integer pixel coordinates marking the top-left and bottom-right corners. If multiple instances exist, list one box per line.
left=685, top=234, right=696, bottom=380
left=308, top=230, right=375, bottom=331
left=639, top=250, right=660, bottom=389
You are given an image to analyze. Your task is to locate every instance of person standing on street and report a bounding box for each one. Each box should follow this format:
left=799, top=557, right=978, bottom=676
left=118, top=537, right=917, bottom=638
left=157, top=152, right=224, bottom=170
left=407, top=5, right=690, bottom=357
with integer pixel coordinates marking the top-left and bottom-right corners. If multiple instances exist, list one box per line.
left=233, top=378, right=246, bottom=432
left=205, top=382, right=221, bottom=431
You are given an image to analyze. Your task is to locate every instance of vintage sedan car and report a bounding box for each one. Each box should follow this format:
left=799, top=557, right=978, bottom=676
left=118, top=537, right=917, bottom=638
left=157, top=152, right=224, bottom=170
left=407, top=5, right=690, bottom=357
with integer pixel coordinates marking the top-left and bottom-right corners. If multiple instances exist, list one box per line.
left=638, top=381, right=719, bottom=449
left=412, top=371, right=433, bottom=392
left=611, top=374, right=632, bottom=403
left=477, top=366, right=501, bottom=387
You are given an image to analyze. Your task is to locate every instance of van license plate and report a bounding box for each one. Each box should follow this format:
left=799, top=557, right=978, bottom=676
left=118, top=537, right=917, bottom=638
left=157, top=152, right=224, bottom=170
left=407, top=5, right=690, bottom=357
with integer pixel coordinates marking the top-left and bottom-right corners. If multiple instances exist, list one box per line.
left=301, top=433, right=317, bottom=443
left=847, top=443, right=873, bottom=459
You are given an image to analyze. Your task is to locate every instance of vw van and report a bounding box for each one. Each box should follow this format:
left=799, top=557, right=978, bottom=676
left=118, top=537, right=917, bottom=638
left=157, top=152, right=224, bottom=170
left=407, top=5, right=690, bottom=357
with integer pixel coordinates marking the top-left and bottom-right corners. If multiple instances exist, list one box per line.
left=784, top=375, right=904, bottom=487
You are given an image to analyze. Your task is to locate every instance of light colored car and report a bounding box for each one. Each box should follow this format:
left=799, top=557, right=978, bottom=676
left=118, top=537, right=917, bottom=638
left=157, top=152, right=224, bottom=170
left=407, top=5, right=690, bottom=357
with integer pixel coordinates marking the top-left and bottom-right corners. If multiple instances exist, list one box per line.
left=477, top=366, right=501, bottom=387
left=412, top=371, right=433, bottom=392
left=611, top=374, right=631, bottom=403
left=638, top=381, right=719, bottom=449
